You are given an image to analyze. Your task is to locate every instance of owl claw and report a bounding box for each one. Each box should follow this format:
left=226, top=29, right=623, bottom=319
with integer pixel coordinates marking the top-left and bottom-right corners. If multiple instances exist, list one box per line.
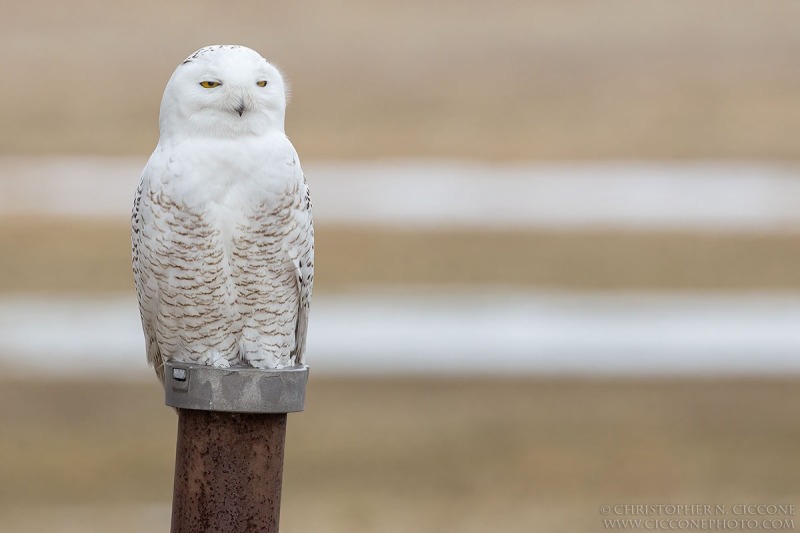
left=210, top=352, right=231, bottom=368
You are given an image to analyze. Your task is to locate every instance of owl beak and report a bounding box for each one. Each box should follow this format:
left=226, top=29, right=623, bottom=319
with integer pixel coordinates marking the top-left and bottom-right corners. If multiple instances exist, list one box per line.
left=234, top=100, right=246, bottom=117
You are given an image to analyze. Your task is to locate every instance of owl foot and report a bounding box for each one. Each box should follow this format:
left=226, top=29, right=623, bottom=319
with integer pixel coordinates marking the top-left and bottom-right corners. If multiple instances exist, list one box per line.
left=209, top=351, right=232, bottom=369
left=239, top=338, right=287, bottom=369
left=183, top=349, right=233, bottom=368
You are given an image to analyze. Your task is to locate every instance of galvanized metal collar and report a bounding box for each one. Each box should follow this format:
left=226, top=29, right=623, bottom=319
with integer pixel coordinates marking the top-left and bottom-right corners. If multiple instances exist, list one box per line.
left=164, top=361, right=309, bottom=413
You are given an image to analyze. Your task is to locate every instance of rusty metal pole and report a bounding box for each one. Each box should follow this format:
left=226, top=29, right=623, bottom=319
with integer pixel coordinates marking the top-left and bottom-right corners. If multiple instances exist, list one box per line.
left=163, top=361, right=309, bottom=533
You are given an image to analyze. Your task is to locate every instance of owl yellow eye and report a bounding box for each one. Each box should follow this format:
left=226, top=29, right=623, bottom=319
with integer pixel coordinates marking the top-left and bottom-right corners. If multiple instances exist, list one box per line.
left=199, top=81, right=221, bottom=88
left=256, top=80, right=268, bottom=87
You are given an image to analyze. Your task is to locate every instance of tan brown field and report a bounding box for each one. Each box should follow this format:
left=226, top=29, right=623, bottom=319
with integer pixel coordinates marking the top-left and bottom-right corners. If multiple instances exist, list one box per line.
left=3, top=3, right=800, bottom=531
left=1, top=377, right=799, bottom=532
left=3, top=1, right=800, bottom=161
left=2, top=217, right=800, bottom=294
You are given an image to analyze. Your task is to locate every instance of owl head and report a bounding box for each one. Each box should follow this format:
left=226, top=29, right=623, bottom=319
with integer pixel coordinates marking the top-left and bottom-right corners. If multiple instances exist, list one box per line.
left=159, top=45, right=288, bottom=140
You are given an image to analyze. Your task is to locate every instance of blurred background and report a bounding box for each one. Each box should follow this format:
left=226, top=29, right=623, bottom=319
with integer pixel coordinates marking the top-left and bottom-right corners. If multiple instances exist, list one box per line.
left=3, top=1, right=800, bottom=531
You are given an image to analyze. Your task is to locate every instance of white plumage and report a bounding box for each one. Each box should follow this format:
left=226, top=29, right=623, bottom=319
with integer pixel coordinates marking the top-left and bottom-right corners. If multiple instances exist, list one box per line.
left=132, top=45, right=313, bottom=380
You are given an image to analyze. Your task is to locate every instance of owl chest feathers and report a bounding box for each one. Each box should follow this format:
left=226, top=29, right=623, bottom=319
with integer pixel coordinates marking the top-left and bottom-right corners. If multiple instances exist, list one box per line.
left=150, top=135, right=306, bottom=300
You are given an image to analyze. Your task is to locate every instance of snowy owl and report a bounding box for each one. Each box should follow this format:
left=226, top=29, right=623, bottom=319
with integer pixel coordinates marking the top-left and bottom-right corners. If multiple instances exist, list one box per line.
left=131, top=45, right=313, bottom=381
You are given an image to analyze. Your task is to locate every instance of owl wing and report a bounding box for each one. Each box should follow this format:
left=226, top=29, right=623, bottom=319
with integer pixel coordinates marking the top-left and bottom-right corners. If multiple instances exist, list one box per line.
left=290, top=172, right=314, bottom=364
left=131, top=154, right=166, bottom=380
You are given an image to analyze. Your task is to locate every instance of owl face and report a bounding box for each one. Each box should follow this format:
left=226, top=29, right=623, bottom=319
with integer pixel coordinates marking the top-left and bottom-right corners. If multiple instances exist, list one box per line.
left=160, top=45, right=288, bottom=139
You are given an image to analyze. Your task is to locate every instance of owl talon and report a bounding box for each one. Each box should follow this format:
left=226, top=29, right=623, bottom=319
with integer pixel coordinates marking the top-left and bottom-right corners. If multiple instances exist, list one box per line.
left=211, top=352, right=231, bottom=368
left=245, top=356, right=289, bottom=370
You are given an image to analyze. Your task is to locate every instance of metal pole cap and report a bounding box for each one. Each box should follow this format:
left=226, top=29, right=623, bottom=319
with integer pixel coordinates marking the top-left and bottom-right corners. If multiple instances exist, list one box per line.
left=164, top=360, right=309, bottom=413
